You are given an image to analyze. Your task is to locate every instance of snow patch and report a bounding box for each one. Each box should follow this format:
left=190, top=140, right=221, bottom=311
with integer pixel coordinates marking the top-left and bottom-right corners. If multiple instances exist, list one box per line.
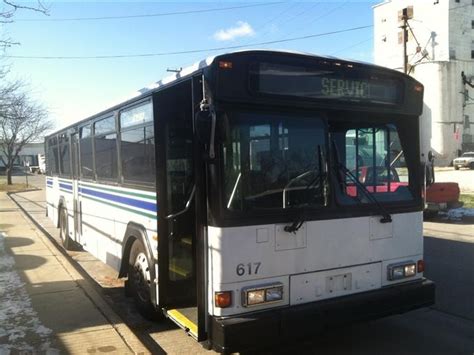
left=0, top=232, right=58, bottom=353
left=440, top=207, right=474, bottom=221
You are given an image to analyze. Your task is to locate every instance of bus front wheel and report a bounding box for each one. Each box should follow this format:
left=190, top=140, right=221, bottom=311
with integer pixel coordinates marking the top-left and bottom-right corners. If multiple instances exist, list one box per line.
left=128, top=240, right=161, bottom=320
left=59, top=206, right=72, bottom=250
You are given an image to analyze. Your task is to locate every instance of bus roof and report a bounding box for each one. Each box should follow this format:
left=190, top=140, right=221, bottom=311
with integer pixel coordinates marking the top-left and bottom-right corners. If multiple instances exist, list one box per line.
left=49, top=49, right=412, bottom=137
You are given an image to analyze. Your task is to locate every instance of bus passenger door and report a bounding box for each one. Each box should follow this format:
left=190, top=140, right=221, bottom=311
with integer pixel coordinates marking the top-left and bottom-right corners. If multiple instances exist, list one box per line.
left=71, top=132, right=81, bottom=244
left=155, top=80, right=198, bottom=338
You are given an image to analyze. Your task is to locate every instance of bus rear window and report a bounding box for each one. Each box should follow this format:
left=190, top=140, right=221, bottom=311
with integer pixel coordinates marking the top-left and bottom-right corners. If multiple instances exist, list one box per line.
left=249, top=62, right=403, bottom=105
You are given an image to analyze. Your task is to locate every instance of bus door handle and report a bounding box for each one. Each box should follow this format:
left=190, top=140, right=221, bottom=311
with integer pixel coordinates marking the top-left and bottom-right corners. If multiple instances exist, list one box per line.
left=165, top=185, right=195, bottom=239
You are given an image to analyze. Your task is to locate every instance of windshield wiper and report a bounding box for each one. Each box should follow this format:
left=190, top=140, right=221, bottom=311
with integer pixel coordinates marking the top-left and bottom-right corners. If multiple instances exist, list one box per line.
left=284, top=145, right=328, bottom=233
left=336, top=163, right=392, bottom=224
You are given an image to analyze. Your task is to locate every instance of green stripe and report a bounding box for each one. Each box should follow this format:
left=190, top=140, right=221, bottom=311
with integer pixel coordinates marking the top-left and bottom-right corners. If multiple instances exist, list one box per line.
left=60, top=188, right=71, bottom=193
left=79, top=181, right=156, bottom=201
left=81, top=194, right=157, bottom=220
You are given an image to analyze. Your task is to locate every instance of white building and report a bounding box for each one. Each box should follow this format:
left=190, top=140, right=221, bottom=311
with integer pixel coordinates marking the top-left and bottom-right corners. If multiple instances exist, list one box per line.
left=374, top=0, right=474, bottom=165
left=0, top=142, right=45, bottom=172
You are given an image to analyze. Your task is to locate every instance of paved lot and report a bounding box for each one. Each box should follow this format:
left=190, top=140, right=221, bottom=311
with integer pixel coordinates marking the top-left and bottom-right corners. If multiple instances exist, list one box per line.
left=7, top=187, right=474, bottom=354
left=434, top=167, right=474, bottom=193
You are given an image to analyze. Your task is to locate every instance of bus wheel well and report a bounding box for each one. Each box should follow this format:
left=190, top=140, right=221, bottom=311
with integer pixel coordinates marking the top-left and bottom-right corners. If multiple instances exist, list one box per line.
left=119, top=223, right=154, bottom=279
left=119, top=235, right=137, bottom=278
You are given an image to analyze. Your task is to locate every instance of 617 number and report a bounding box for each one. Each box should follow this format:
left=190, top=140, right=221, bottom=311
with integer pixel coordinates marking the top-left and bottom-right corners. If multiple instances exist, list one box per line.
left=236, top=262, right=261, bottom=276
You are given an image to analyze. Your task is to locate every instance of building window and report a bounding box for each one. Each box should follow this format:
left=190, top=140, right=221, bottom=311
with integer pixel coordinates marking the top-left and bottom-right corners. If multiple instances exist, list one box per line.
left=472, top=20, right=474, bottom=29
left=471, top=50, right=474, bottom=58
left=455, top=0, right=460, bottom=3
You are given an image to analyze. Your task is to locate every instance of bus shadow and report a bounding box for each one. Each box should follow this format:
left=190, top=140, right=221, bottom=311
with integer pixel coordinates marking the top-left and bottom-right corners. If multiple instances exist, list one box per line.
left=1, top=234, right=168, bottom=354
left=424, top=235, right=474, bottom=321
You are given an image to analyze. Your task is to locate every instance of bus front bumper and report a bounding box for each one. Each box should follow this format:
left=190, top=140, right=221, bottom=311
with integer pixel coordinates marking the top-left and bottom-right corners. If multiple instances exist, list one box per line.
left=210, top=279, right=435, bottom=353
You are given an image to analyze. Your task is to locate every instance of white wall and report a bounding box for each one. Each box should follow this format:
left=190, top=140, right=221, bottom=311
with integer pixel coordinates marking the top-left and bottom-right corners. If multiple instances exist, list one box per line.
left=374, top=0, right=474, bottom=165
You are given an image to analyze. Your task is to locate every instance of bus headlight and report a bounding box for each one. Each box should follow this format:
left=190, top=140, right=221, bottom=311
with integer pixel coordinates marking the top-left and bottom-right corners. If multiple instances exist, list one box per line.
left=243, top=283, right=283, bottom=307
left=265, top=285, right=284, bottom=302
left=388, top=261, right=416, bottom=280
left=247, top=289, right=265, bottom=305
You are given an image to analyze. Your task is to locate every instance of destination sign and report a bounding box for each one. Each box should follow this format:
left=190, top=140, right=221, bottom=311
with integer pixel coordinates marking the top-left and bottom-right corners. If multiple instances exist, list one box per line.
left=250, top=62, right=402, bottom=105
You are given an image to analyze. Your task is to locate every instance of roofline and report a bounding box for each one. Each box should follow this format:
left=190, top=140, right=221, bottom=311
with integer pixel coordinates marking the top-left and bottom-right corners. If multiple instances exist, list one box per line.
left=372, top=1, right=391, bottom=9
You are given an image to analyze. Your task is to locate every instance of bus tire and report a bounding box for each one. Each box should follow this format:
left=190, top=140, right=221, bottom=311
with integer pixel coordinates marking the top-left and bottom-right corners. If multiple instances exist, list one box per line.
left=128, top=239, right=161, bottom=320
left=59, top=206, right=73, bottom=250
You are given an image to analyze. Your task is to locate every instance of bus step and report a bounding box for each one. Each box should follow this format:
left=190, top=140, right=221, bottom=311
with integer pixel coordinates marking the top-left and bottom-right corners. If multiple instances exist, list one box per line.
left=166, top=307, right=198, bottom=339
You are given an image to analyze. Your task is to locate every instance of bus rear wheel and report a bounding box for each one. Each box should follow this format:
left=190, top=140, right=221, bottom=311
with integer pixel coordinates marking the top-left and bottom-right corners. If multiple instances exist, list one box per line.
left=128, top=240, right=161, bottom=320
left=59, top=206, right=72, bottom=250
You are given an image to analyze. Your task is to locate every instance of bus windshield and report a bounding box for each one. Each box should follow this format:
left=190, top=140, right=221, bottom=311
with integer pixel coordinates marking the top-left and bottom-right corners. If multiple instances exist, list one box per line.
left=222, top=112, right=327, bottom=211
left=330, top=122, right=415, bottom=204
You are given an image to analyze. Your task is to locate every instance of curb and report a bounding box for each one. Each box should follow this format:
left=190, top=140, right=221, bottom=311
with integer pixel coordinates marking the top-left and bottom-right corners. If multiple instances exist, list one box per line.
left=7, top=191, right=151, bottom=355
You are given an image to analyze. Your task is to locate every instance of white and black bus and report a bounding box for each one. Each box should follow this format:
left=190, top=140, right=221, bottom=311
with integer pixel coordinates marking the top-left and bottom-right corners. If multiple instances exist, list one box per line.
left=45, top=50, right=435, bottom=353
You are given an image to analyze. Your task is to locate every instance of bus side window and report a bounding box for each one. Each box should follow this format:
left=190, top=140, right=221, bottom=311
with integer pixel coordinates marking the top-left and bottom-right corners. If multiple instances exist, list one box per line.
left=46, top=137, right=59, bottom=176
left=94, top=116, right=118, bottom=181
left=58, top=133, right=71, bottom=178
left=120, top=124, right=155, bottom=185
left=79, top=125, right=94, bottom=179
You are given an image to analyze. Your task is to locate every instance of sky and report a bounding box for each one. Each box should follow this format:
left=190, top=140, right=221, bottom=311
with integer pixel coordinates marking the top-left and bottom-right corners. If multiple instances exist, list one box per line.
left=1, top=1, right=377, bottom=131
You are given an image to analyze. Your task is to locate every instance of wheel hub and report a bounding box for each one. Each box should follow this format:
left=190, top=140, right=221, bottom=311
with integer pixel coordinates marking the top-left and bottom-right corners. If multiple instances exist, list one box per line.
left=133, top=252, right=151, bottom=302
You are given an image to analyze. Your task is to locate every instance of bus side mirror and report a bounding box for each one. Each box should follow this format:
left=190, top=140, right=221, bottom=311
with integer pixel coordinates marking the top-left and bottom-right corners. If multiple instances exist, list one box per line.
left=427, top=150, right=434, bottom=163
left=426, top=150, right=435, bottom=186
left=195, top=111, right=212, bottom=143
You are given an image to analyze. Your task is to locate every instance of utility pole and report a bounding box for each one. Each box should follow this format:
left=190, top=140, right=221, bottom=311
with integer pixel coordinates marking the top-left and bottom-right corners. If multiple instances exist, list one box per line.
left=399, top=7, right=413, bottom=74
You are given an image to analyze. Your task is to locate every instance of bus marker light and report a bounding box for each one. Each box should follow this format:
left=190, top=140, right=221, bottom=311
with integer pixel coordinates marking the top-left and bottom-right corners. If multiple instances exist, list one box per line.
left=219, top=61, right=233, bottom=69
left=417, top=259, right=425, bottom=273
left=215, top=291, right=232, bottom=308
left=414, top=84, right=423, bottom=92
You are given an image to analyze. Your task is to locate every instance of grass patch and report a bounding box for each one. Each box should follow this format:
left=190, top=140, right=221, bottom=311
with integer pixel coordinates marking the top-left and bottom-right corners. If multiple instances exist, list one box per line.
left=459, top=194, right=474, bottom=208
left=0, top=176, right=29, bottom=192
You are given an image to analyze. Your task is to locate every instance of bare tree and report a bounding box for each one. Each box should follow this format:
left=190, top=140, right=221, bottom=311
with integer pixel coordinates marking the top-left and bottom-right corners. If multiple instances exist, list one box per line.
left=0, top=86, right=52, bottom=184
left=1, top=0, right=49, bottom=48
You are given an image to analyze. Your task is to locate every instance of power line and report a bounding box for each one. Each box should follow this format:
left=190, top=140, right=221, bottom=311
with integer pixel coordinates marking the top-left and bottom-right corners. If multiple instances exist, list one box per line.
left=280, top=1, right=349, bottom=41
left=14, top=2, right=283, bottom=22
left=330, top=36, right=373, bottom=56
left=2, top=25, right=373, bottom=60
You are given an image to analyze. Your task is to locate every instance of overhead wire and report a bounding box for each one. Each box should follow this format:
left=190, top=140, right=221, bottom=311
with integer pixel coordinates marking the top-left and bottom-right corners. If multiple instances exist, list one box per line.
left=239, top=1, right=306, bottom=47
left=330, top=36, right=373, bottom=57
left=13, top=2, right=283, bottom=22
left=280, top=0, right=349, bottom=40
left=231, top=1, right=301, bottom=48
left=2, top=25, right=373, bottom=60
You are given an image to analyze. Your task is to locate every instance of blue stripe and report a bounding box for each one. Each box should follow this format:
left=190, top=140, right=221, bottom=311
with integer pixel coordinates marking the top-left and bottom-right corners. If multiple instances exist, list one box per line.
left=59, top=183, right=72, bottom=191
left=79, top=187, right=157, bottom=212
left=47, top=181, right=53, bottom=186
